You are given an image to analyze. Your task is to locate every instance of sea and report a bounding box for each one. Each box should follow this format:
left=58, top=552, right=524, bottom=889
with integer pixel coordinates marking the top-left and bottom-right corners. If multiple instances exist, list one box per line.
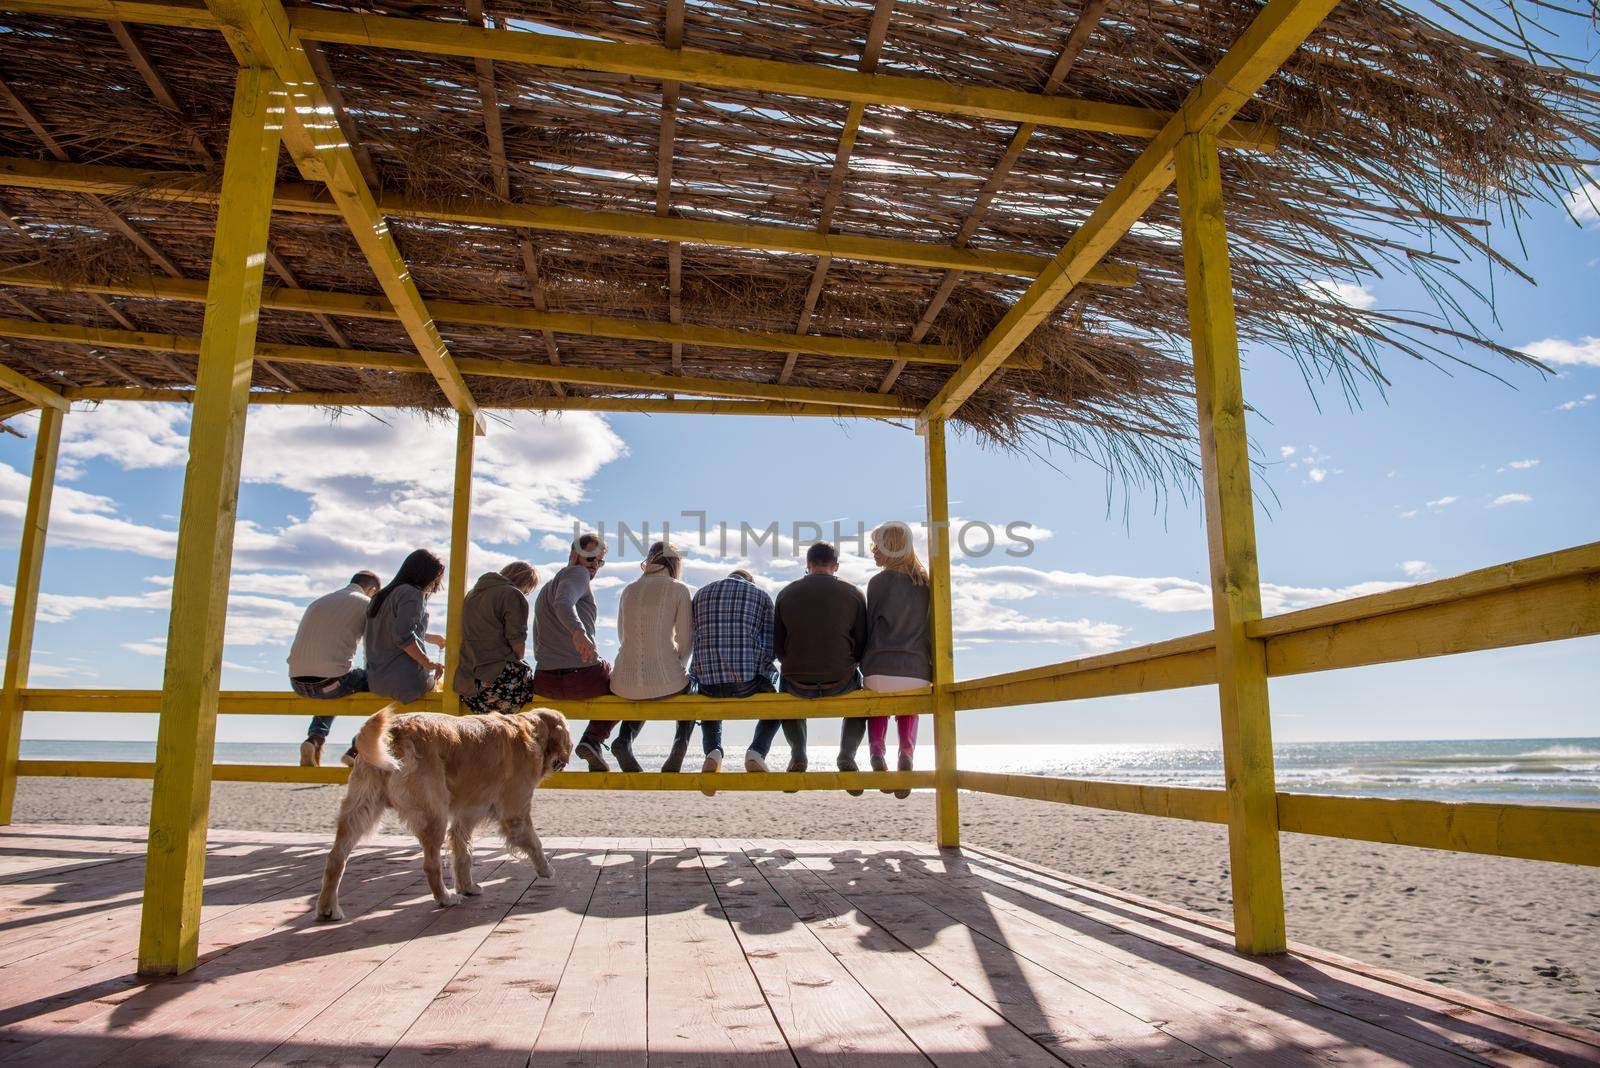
left=21, top=736, right=1600, bottom=807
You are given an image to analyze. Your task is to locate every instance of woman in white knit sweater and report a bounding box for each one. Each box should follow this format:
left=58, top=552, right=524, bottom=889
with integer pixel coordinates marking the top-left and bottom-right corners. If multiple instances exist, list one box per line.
left=610, top=541, right=697, bottom=771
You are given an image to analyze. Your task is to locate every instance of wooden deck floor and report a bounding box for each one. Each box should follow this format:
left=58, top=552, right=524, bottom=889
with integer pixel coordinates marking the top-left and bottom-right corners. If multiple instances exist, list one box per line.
left=0, top=825, right=1596, bottom=1066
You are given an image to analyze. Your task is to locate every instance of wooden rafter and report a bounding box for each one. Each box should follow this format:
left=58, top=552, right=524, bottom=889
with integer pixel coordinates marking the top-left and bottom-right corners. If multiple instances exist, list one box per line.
left=464, top=0, right=564, bottom=397
left=657, top=0, right=684, bottom=379
left=921, top=0, right=1343, bottom=423
left=0, top=270, right=994, bottom=366
left=0, top=361, right=68, bottom=410
left=776, top=0, right=894, bottom=387
left=878, top=0, right=1106, bottom=394
left=0, top=156, right=1138, bottom=285
left=201, top=0, right=482, bottom=428
left=0, top=315, right=919, bottom=410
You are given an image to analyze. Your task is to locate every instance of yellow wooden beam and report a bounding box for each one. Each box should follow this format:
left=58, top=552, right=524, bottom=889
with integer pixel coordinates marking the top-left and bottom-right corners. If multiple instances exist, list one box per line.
left=20, top=686, right=931, bottom=720
left=921, top=0, right=1341, bottom=422
left=287, top=9, right=1276, bottom=151
left=138, top=67, right=281, bottom=978
left=61, top=386, right=911, bottom=420
left=1, top=0, right=215, bottom=27
left=923, top=417, right=960, bottom=847
left=0, top=266, right=976, bottom=365
left=1177, top=129, right=1284, bottom=956
left=199, top=0, right=481, bottom=429
left=1275, top=793, right=1600, bottom=867
left=0, top=405, right=62, bottom=824
left=0, top=362, right=68, bottom=411
left=0, top=157, right=1136, bottom=287
left=958, top=771, right=1228, bottom=824
left=0, top=316, right=916, bottom=411
left=442, top=412, right=474, bottom=715
left=14, top=759, right=936, bottom=793
left=952, top=631, right=1219, bottom=710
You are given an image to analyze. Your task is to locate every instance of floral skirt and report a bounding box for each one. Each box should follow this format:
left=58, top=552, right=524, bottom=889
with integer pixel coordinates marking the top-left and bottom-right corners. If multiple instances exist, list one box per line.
left=463, top=660, right=537, bottom=715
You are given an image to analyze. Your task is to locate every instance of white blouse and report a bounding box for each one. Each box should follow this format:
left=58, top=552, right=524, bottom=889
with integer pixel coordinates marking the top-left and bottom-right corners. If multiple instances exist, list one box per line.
left=609, top=568, right=694, bottom=700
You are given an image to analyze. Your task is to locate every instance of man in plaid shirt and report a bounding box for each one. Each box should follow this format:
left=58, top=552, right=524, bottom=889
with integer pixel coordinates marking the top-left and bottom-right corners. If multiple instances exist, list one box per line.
left=688, top=569, right=779, bottom=792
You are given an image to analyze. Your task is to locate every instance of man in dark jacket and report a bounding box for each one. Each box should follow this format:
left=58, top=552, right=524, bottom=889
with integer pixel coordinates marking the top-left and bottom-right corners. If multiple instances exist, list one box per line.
left=754, top=542, right=867, bottom=783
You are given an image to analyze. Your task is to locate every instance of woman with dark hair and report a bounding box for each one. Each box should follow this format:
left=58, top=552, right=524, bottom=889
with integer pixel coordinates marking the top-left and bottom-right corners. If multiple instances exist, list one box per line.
left=365, top=548, right=448, bottom=704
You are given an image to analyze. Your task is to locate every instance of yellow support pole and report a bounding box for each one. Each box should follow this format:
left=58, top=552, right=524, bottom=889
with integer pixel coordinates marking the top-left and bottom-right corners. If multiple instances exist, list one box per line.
left=1175, top=130, right=1286, bottom=955
left=442, top=411, right=475, bottom=714
left=138, top=66, right=284, bottom=976
left=923, top=417, right=960, bottom=847
left=0, top=406, right=63, bottom=824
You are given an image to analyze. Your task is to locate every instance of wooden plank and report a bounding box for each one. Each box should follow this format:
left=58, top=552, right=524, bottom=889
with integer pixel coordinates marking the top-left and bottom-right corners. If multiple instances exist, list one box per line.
left=253, top=852, right=541, bottom=1068
left=1175, top=129, right=1283, bottom=955
left=287, top=8, right=1276, bottom=150
left=0, top=364, right=67, bottom=412
left=382, top=844, right=603, bottom=1067
left=530, top=846, right=647, bottom=1066
left=696, top=839, right=926, bottom=1066
left=137, top=65, right=283, bottom=977
left=956, top=845, right=1600, bottom=1065
left=951, top=632, right=1217, bottom=710
left=921, top=0, right=1336, bottom=421
left=956, top=772, right=1227, bottom=823
left=645, top=844, right=794, bottom=1065
left=0, top=406, right=62, bottom=824
left=865, top=847, right=1485, bottom=1066
left=923, top=419, right=959, bottom=846
left=743, top=843, right=1058, bottom=1065
left=1275, top=793, right=1600, bottom=867
left=442, top=412, right=474, bottom=716
left=781, top=844, right=1214, bottom=1067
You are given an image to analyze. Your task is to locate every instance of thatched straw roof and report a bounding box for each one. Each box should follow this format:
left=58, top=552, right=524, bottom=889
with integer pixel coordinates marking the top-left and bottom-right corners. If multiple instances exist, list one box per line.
left=0, top=0, right=1595, bottom=483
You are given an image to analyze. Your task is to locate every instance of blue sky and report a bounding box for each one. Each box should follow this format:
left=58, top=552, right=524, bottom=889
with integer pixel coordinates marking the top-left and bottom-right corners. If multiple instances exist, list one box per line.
left=1, top=28, right=1597, bottom=749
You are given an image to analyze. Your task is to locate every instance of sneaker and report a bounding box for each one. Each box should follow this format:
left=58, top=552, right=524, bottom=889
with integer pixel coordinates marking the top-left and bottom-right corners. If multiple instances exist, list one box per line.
left=339, top=746, right=357, bottom=768
left=612, top=736, right=643, bottom=774
left=895, top=751, right=913, bottom=799
left=700, top=749, right=722, bottom=796
left=872, top=751, right=891, bottom=794
left=575, top=740, right=610, bottom=773
left=784, top=754, right=807, bottom=793
left=744, top=750, right=769, bottom=774
left=837, top=754, right=862, bottom=796
left=299, top=737, right=324, bottom=768
left=661, top=737, right=689, bottom=774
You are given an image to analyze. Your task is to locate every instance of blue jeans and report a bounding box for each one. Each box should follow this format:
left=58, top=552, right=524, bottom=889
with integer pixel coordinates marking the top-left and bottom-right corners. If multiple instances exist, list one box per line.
left=291, top=668, right=369, bottom=740
left=749, top=671, right=862, bottom=760
left=699, top=675, right=775, bottom=756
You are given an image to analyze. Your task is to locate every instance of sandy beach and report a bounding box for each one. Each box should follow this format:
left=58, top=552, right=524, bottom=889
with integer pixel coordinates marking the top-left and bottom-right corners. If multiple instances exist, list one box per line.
left=12, top=777, right=1599, bottom=1029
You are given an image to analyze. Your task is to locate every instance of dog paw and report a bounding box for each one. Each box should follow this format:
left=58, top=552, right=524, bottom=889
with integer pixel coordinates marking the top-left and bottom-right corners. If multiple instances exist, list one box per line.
left=535, top=865, right=553, bottom=881
left=437, top=890, right=461, bottom=908
left=317, top=906, right=344, bottom=922
left=460, top=884, right=482, bottom=897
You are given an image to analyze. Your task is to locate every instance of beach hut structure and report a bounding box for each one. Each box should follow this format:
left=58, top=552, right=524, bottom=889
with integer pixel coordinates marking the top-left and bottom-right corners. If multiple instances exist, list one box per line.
left=0, top=0, right=1596, bottom=1059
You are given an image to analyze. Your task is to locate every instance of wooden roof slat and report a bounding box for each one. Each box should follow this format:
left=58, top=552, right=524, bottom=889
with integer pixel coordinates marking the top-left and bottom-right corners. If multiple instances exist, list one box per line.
left=923, top=0, right=1342, bottom=423
left=777, top=0, right=895, bottom=387
left=202, top=0, right=482, bottom=426
left=658, top=0, right=684, bottom=379
left=0, top=156, right=1138, bottom=286
left=878, top=0, right=1107, bottom=395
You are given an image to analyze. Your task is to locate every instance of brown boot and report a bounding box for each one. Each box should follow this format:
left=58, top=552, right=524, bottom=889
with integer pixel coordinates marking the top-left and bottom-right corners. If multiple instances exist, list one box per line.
left=299, top=736, right=324, bottom=767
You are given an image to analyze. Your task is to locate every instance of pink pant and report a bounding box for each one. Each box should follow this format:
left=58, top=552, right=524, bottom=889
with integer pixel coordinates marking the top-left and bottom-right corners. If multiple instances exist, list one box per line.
left=867, top=715, right=918, bottom=757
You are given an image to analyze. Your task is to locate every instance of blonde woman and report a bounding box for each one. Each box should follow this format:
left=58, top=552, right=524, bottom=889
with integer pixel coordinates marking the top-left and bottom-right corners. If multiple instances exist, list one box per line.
left=842, top=522, right=931, bottom=799
left=609, top=540, right=697, bottom=772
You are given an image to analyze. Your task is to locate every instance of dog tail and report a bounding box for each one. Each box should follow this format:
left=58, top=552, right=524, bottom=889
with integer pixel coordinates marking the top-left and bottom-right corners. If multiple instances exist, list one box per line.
left=353, top=703, right=403, bottom=772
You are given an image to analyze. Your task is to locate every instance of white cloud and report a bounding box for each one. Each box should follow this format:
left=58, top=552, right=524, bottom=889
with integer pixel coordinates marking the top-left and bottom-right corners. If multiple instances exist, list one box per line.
left=1520, top=337, right=1600, bottom=367
left=1556, top=393, right=1595, bottom=412
left=1279, top=445, right=1297, bottom=459
left=1488, top=493, right=1531, bottom=508
left=1567, top=174, right=1600, bottom=224
left=1425, top=496, right=1457, bottom=509
left=1307, top=467, right=1327, bottom=483
left=1302, top=279, right=1378, bottom=310
left=0, top=462, right=177, bottom=558
left=1501, top=459, right=1540, bottom=471
left=58, top=402, right=190, bottom=478
left=1399, top=509, right=1419, bottom=519
left=1398, top=560, right=1434, bottom=579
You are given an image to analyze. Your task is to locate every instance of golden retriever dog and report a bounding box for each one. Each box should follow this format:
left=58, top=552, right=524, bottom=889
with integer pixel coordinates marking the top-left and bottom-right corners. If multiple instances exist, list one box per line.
left=316, top=704, right=572, bottom=921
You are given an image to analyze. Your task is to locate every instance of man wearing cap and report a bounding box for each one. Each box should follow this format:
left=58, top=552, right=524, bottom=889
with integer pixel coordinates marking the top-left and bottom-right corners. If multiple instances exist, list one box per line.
left=531, top=532, right=616, bottom=769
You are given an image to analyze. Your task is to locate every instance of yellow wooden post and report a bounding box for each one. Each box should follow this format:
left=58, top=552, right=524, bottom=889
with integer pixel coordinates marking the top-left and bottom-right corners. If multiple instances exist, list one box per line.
left=138, top=66, right=284, bottom=976
left=1174, top=130, right=1286, bottom=954
left=442, top=411, right=475, bottom=713
left=0, top=406, right=64, bottom=824
left=923, top=417, right=960, bottom=847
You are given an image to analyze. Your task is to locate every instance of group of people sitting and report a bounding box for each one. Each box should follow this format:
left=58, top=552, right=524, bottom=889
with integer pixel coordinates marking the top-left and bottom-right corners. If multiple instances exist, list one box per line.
left=285, top=523, right=932, bottom=797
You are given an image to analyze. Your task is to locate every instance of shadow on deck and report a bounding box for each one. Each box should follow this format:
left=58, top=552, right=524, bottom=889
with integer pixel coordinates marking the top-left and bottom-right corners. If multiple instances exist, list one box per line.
left=0, top=824, right=1595, bottom=1066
